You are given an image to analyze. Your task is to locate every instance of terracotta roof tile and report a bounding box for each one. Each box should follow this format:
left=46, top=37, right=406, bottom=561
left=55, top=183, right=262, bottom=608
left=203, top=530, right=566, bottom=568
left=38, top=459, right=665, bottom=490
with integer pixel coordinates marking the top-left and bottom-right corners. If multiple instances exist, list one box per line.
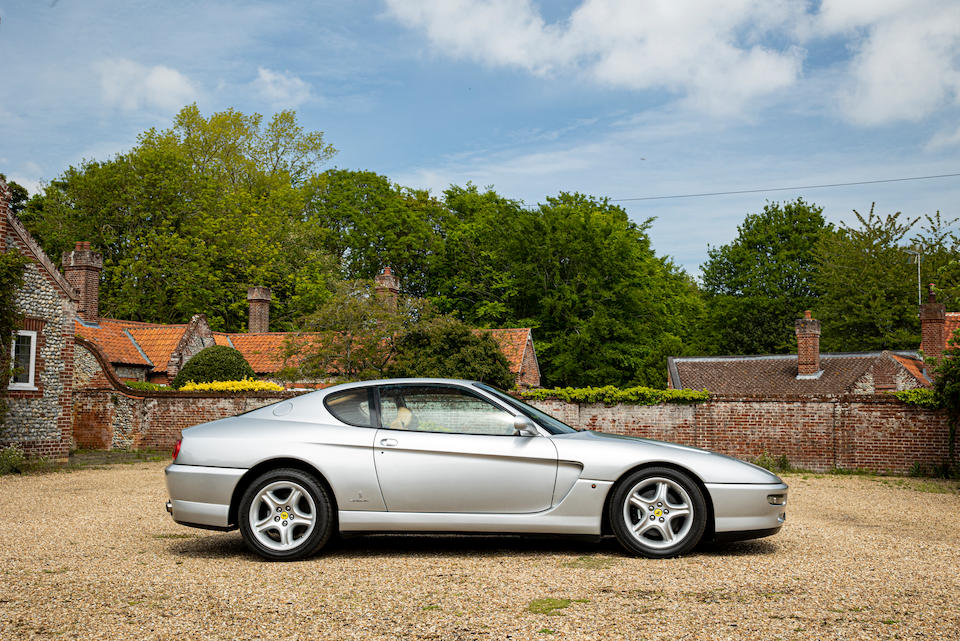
left=889, top=353, right=931, bottom=387
left=75, top=319, right=152, bottom=367
left=945, top=312, right=960, bottom=349
left=226, top=333, right=296, bottom=374
left=478, top=328, right=530, bottom=375
left=125, top=325, right=189, bottom=373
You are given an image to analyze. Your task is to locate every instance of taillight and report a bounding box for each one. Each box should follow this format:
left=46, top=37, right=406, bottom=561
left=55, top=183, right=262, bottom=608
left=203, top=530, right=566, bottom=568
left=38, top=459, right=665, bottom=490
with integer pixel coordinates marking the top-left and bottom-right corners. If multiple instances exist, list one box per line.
left=172, top=439, right=182, bottom=461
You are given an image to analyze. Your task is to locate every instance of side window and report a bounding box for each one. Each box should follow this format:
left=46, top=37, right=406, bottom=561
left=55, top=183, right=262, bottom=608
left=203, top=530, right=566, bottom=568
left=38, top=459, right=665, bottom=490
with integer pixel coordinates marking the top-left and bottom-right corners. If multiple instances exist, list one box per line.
left=324, top=388, right=376, bottom=427
left=379, top=386, right=516, bottom=436
left=9, top=330, right=37, bottom=390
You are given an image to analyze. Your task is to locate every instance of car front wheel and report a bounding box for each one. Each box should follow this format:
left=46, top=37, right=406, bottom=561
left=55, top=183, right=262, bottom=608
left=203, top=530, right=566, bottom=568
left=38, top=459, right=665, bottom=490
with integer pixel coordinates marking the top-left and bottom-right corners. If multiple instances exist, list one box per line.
left=238, top=468, right=333, bottom=561
left=610, top=467, right=707, bottom=558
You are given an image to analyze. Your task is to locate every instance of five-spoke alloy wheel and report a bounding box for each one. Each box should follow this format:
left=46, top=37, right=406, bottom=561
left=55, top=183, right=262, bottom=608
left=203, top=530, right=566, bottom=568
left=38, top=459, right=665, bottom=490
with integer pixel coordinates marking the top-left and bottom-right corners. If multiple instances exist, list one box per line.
left=609, top=467, right=707, bottom=558
left=238, top=468, right=333, bottom=561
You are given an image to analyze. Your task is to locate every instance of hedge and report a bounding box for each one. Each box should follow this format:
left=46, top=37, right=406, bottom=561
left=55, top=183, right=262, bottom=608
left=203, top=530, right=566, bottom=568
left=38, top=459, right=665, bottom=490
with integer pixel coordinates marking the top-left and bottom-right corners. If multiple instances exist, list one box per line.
left=520, top=385, right=709, bottom=405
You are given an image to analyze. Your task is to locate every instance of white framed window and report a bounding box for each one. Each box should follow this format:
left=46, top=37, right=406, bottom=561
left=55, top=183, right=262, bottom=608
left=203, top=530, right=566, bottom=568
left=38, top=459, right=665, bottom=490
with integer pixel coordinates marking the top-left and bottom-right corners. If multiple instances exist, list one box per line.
left=9, top=330, right=37, bottom=390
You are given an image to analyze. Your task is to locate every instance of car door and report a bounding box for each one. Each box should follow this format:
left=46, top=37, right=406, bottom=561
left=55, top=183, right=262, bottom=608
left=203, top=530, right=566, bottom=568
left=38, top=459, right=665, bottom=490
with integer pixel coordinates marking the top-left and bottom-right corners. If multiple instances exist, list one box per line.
left=373, top=384, right=558, bottom=513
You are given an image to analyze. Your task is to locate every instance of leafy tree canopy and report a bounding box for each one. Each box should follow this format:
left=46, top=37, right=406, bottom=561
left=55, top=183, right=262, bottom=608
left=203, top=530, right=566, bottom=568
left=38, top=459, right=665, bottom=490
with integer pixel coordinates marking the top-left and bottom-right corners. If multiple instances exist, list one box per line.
left=18, top=105, right=338, bottom=331
left=386, top=315, right=515, bottom=389
left=815, top=205, right=958, bottom=352
left=698, top=198, right=829, bottom=355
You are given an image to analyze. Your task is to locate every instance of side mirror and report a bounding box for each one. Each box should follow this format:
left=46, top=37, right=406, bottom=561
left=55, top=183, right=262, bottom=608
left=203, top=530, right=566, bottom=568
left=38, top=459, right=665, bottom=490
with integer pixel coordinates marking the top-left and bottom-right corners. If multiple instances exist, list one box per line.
left=514, top=416, right=539, bottom=437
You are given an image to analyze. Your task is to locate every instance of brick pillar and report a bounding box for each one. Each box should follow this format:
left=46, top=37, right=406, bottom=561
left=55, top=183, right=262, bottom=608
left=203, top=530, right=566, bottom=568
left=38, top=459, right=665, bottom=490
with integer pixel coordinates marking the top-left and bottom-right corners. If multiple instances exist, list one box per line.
left=62, top=242, right=103, bottom=324
left=920, top=283, right=946, bottom=361
left=374, top=267, right=400, bottom=310
left=247, top=286, right=272, bottom=333
left=795, top=310, right=821, bottom=377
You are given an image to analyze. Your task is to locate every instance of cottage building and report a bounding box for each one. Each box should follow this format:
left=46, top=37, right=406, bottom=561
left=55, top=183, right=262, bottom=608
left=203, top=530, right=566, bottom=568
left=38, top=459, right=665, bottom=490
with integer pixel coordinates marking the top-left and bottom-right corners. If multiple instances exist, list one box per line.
left=667, top=310, right=929, bottom=395
left=66, top=246, right=541, bottom=388
left=1, top=178, right=78, bottom=460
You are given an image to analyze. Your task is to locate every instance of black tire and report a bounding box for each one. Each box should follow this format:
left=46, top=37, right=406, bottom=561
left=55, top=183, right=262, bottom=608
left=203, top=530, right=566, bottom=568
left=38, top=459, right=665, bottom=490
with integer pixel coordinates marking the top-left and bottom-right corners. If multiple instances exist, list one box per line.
left=609, top=466, right=707, bottom=558
left=238, top=468, right=334, bottom=561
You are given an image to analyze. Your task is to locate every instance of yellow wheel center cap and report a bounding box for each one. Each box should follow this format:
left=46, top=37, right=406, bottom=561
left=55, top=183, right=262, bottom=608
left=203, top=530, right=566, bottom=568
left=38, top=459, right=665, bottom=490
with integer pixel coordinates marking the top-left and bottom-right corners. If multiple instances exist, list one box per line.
left=280, top=511, right=289, bottom=520
left=654, top=508, right=663, bottom=517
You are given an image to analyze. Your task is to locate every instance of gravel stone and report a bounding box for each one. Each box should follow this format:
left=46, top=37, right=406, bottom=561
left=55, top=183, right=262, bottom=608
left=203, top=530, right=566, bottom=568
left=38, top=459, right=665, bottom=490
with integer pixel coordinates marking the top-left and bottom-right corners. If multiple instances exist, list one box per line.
left=1, top=466, right=958, bottom=640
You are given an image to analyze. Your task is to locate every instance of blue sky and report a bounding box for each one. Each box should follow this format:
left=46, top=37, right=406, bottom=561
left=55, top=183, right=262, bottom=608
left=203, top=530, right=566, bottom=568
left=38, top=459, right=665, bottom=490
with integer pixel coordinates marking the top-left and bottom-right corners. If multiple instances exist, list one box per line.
left=2, top=0, right=959, bottom=275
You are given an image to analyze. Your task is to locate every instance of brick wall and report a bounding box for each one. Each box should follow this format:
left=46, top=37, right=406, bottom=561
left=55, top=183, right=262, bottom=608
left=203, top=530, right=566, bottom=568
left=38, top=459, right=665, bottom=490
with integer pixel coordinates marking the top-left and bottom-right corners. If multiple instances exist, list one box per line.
left=73, top=388, right=303, bottom=451
left=529, top=395, right=954, bottom=474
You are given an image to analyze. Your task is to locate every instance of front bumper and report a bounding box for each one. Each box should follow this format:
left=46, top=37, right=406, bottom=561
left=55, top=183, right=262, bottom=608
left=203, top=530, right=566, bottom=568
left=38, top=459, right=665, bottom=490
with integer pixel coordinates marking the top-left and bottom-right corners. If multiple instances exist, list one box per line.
left=706, top=482, right=788, bottom=534
left=165, top=463, right=246, bottom=529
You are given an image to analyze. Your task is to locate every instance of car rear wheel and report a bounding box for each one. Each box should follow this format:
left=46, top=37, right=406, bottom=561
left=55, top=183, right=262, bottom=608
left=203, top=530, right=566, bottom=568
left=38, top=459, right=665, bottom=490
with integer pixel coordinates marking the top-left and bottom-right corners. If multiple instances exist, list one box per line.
left=610, top=467, right=707, bottom=558
left=238, top=468, right=333, bottom=561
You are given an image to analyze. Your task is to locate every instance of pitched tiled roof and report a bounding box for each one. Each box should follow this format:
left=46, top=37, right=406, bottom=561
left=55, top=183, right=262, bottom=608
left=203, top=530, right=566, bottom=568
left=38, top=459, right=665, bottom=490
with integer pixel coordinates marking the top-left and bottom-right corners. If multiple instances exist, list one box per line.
left=478, top=328, right=530, bottom=376
left=225, top=333, right=295, bottom=374
left=668, top=351, right=928, bottom=395
left=945, top=313, right=960, bottom=349
left=79, top=317, right=537, bottom=381
left=126, top=325, right=190, bottom=373
left=75, top=319, right=154, bottom=367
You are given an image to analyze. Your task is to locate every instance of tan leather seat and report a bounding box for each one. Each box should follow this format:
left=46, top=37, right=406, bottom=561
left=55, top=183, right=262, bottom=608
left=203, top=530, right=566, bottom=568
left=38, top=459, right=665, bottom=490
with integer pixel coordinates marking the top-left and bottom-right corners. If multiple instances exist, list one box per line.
left=389, top=407, right=416, bottom=430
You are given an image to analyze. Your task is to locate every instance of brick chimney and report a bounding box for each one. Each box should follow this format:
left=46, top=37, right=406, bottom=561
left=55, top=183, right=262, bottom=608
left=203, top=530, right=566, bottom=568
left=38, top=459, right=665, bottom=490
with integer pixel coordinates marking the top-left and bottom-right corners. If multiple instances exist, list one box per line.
left=795, top=310, right=821, bottom=378
left=62, top=241, right=103, bottom=324
left=920, top=283, right=946, bottom=362
left=374, top=267, right=400, bottom=309
left=247, top=286, right=272, bottom=333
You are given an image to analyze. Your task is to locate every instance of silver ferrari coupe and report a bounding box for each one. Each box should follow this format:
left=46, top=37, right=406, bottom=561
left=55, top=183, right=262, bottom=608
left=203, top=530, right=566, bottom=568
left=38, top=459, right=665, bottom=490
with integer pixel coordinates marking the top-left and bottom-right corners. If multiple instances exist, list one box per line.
left=164, top=378, right=787, bottom=560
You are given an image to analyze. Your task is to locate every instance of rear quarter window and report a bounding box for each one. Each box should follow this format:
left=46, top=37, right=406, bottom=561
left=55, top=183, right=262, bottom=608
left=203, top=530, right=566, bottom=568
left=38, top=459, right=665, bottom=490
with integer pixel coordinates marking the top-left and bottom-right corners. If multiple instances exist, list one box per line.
left=324, top=388, right=376, bottom=427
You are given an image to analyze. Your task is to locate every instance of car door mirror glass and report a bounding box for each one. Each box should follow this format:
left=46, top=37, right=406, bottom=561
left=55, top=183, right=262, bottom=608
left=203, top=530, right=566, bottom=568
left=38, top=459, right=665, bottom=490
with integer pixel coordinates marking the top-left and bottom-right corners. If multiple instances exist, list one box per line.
left=514, top=416, right=539, bottom=437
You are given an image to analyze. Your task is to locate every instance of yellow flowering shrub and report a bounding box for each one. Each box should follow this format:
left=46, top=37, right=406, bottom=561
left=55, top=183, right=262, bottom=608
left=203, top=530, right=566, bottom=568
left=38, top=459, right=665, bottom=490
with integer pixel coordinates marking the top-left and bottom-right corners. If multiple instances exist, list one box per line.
left=179, top=378, right=284, bottom=392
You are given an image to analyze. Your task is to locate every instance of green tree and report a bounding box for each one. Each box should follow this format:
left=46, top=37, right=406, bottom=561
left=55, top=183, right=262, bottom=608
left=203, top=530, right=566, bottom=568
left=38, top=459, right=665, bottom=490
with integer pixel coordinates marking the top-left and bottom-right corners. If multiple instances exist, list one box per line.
left=281, top=280, right=428, bottom=382
left=431, top=186, right=702, bottom=387
left=0, top=174, right=29, bottom=215
left=19, top=105, right=338, bottom=331
left=815, top=204, right=921, bottom=351
left=698, top=198, right=829, bottom=355
left=303, top=169, right=450, bottom=297
left=386, top=315, right=515, bottom=388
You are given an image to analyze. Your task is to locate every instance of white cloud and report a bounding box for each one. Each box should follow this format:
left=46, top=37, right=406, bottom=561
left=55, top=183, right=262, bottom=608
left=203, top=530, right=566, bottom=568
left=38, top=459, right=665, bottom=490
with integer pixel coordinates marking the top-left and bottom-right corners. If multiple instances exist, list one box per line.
left=385, top=0, right=805, bottom=115
left=94, top=59, right=198, bottom=113
left=253, top=67, right=312, bottom=108
left=823, top=1, right=960, bottom=125
left=926, top=124, right=960, bottom=151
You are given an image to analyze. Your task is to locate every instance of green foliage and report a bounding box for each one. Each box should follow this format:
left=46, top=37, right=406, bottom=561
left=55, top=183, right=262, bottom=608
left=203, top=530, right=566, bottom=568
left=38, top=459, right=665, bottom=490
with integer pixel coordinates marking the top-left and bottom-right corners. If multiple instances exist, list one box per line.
left=171, top=346, right=256, bottom=389
left=891, top=388, right=939, bottom=408
left=0, top=248, right=29, bottom=425
left=432, top=186, right=702, bottom=388
left=933, top=330, right=960, bottom=471
left=19, top=104, right=338, bottom=331
left=0, top=444, right=27, bottom=475
left=281, top=280, right=425, bottom=381
left=304, top=169, right=451, bottom=297
left=699, top=199, right=829, bottom=355
left=520, top=385, right=709, bottom=405
left=0, top=174, right=29, bottom=215
left=386, top=316, right=515, bottom=389
left=752, top=452, right=792, bottom=474
left=814, top=205, right=955, bottom=352
left=124, top=381, right=170, bottom=392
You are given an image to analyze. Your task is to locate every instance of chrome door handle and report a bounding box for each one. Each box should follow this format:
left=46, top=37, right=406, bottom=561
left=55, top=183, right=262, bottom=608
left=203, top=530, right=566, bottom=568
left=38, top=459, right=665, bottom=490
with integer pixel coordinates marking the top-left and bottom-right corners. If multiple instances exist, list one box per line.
left=379, top=438, right=398, bottom=447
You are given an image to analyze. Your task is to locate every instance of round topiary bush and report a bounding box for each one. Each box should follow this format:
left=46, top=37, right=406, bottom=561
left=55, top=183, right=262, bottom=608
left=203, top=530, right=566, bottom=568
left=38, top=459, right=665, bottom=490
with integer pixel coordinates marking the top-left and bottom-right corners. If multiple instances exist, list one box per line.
left=171, top=346, right=256, bottom=389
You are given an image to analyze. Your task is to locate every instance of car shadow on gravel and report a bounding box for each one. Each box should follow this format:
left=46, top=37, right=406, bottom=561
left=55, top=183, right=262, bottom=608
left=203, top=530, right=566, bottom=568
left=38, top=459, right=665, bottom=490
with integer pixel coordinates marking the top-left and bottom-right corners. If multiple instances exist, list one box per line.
left=165, top=531, right=778, bottom=561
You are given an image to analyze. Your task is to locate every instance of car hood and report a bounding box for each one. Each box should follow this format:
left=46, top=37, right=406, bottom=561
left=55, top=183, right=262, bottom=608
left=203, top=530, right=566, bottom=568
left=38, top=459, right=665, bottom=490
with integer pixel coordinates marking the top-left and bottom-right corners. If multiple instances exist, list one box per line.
left=551, top=429, right=784, bottom=485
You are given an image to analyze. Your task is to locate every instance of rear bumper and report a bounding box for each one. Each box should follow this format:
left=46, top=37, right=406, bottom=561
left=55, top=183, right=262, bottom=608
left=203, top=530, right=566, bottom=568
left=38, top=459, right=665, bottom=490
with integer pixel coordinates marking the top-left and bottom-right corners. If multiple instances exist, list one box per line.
left=706, top=482, right=788, bottom=534
left=165, top=463, right=246, bottom=529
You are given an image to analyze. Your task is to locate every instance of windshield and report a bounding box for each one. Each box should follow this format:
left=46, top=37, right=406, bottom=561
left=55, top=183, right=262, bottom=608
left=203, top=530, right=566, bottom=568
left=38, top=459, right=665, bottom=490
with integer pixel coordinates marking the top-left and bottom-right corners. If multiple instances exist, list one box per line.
left=473, top=383, right=578, bottom=435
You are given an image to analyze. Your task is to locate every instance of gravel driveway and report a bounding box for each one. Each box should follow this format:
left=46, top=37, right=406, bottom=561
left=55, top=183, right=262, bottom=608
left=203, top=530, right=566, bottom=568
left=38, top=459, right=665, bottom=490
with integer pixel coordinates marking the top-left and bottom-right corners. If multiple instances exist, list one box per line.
left=1, top=463, right=958, bottom=640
